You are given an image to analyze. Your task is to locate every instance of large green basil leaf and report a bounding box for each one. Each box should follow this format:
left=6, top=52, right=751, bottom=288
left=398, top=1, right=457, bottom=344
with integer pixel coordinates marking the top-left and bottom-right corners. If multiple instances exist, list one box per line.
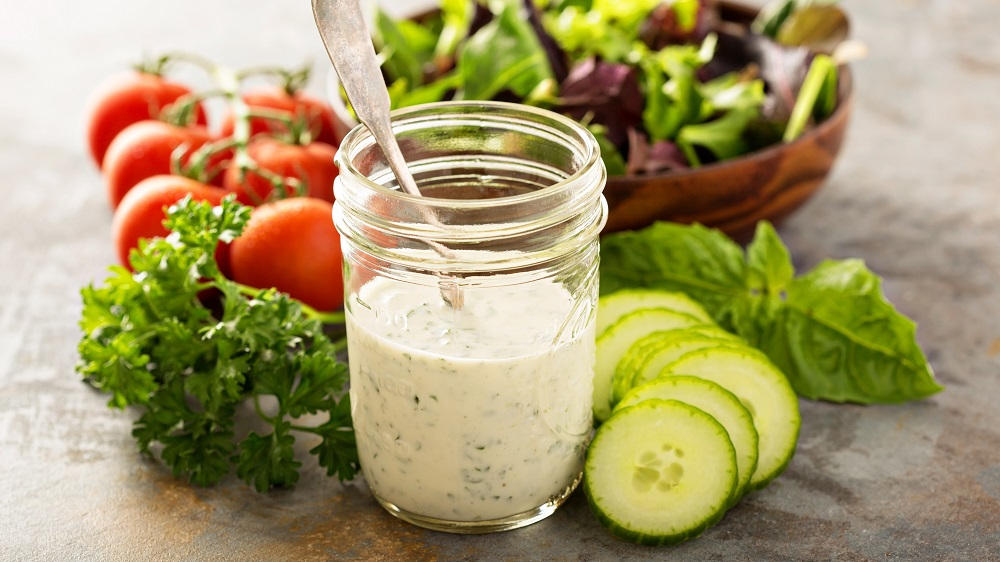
left=760, top=259, right=942, bottom=403
left=735, top=221, right=793, bottom=345
left=600, top=221, right=943, bottom=404
left=747, top=221, right=794, bottom=293
left=599, top=222, right=749, bottom=325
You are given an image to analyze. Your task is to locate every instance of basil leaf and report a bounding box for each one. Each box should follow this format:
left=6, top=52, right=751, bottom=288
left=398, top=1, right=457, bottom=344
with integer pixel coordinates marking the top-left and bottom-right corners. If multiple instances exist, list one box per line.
left=600, top=220, right=943, bottom=404
left=747, top=221, right=794, bottom=293
left=457, top=3, right=554, bottom=100
left=730, top=221, right=794, bottom=346
left=760, top=260, right=942, bottom=403
left=599, top=222, right=748, bottom=325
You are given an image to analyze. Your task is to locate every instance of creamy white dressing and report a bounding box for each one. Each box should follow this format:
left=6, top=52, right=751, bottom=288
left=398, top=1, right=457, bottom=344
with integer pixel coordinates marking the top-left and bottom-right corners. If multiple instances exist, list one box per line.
left=346, top=276, right=594, bottom=522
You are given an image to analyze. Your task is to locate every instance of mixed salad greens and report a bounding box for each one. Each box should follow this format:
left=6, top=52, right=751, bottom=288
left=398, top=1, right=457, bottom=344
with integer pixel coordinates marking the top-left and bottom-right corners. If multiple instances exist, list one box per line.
left=365, top=0, right=849, bottom=175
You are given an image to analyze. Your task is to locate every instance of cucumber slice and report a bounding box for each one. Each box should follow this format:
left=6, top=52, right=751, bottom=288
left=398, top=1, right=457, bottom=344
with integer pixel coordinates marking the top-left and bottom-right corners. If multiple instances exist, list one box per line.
left=612, top=325, right=740, bottom=391
left=612, top=333, right=738, bottom=405
left=596, top=289, right=712, bottom=337
left=615, top=376, right=759, bottom=501
left=584, top=399, right=738, bottom=546
left=661, top=346, right=800, bottom=489
left=594, top=308, right=704, bottom=422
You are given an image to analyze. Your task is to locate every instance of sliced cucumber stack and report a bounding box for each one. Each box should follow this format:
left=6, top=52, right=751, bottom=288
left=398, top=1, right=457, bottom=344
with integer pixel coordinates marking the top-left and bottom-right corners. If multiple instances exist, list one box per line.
left=584, top=399, right=738, bottom=546
left=661, top=346, right=801, bottom=489
left=585, top=288, right=804, bottom=546
left=594, top=308, right=704, bottom=422
left=615, top=376, right=759, bottom=502
left=612, top=332, right=736, bottom=405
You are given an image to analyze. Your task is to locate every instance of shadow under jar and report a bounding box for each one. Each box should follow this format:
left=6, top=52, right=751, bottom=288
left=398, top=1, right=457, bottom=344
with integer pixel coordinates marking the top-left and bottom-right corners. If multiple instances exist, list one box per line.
left=333, top=101, right=608, bottom=533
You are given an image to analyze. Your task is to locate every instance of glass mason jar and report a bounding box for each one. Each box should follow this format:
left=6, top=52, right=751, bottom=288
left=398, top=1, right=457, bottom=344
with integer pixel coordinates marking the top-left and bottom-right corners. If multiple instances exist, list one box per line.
left=332, top=101, right=607, bottom=534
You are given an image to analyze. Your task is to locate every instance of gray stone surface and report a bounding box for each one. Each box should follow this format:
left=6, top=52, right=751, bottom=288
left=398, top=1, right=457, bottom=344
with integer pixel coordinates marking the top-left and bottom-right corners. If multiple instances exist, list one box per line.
left=1, top=0, right=998, bottom=559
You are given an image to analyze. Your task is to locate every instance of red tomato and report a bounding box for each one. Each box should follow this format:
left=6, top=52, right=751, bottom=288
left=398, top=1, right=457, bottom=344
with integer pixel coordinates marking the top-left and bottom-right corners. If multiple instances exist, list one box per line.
left=102, top=121, right=219, bottom=209
left=230, top=198, right=343, bottom=311
left=112, top=175, right=227, bottom=270
left=217, top=88, right=340, bottom=146
left=222, top=137, right=338, bottom=205
left=85, top=72, right=208, bottom=167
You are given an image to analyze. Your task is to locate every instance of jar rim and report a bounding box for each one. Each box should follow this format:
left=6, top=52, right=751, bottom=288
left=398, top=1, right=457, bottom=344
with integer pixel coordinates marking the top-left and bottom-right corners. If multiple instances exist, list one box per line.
left=334, top=100, right=602, bottom=210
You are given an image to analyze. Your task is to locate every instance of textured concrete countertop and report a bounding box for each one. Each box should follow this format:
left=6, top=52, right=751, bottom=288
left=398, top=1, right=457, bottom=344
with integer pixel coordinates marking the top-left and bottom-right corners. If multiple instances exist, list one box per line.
left=2, top=1, right=998, bottom=559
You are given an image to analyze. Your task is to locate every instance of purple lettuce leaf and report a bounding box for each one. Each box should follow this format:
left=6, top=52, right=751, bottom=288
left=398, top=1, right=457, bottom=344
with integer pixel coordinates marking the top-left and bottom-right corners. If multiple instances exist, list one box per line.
left=524, top=0, right=570, bottom=82
left=558, top=58, right=644, bottom=147
left=626, top=127, right=690, bottom=175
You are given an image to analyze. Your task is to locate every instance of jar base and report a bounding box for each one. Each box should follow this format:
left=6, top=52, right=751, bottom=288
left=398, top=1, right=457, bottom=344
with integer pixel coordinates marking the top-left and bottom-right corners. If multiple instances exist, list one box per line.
left=372, top=472, right=582, bottom=535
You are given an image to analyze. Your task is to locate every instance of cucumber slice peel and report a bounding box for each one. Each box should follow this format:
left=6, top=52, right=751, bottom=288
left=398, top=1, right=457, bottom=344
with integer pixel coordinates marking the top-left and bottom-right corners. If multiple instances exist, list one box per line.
left=613, top=334, right=738, bottom=406
left=596, top=289, right=712, bottom=337
left=661, top=346, right=801, bottom=489
left=594, top=308, right=704, bottom=422
left=612, top=326, right=739, bottom=398
left=616, top=376, right=759, bottom=501
left=584, top=399, right=738, bottom=546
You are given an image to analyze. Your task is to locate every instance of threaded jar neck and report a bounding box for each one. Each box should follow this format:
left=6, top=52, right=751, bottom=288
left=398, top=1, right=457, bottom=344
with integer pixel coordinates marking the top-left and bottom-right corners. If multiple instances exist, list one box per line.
left=333, top=101, right=607, bottom=274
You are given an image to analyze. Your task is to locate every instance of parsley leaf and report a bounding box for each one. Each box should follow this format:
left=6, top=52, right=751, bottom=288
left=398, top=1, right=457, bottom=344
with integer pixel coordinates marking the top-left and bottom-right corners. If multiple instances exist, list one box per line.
left=77, top=195, right=358, bottom=491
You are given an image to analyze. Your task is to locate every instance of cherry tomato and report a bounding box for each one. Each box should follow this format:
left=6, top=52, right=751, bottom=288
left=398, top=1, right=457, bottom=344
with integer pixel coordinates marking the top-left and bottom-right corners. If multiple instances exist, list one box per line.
left=217, top=88, right=340, bottom=146
left=102, top=121, right=220, bottom=209
left=230, top=198, right=343, bottom=311
left=222, top=137, right=338, bottom=205
left=85, top=72, right=208, bottom=167
left=112, top=175, right=227, bottom=270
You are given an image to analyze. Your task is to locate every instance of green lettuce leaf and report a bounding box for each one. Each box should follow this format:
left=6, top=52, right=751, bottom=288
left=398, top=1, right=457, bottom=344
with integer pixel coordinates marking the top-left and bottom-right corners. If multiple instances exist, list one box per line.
left=375, top=10, right=437, bottom=88
left=588, top=123, right=627, bottom=176
left=541, top=0, right=657, bottom=62
left=456, top=3, right=554, bottom=100
left=435, top=0, right=473, bottom=59
left=698, top=72, right=766, bottom=116
left=676, top=105, right=759, bottom=166
left=640, top=35, right=716, bottom=142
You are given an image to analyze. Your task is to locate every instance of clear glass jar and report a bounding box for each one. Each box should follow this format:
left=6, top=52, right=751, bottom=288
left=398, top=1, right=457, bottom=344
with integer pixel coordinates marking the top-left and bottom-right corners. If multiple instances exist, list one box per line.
left=333, top=101, right=607, bottom=533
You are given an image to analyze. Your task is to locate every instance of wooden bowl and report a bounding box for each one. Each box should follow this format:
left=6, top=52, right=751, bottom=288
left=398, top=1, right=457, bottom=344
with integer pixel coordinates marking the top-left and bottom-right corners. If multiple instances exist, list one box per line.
left=326, top=1, right=852, bottom=238
left=604, top=68, right=851, bottom=238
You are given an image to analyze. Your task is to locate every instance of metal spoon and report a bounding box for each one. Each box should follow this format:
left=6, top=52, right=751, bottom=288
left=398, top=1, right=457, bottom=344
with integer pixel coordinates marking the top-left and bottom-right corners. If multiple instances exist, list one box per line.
left=312, top=0, right=462, bottom=309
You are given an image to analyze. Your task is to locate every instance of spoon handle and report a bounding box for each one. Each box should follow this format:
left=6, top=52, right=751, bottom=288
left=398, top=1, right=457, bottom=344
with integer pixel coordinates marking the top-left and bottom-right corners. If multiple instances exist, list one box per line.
left=311, top=0, right=422, bottom=199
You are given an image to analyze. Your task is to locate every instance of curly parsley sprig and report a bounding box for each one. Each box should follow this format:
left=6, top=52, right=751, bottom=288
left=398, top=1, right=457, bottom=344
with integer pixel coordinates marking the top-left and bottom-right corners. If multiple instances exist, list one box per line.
left=77, top=196, right=358, bottom=491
